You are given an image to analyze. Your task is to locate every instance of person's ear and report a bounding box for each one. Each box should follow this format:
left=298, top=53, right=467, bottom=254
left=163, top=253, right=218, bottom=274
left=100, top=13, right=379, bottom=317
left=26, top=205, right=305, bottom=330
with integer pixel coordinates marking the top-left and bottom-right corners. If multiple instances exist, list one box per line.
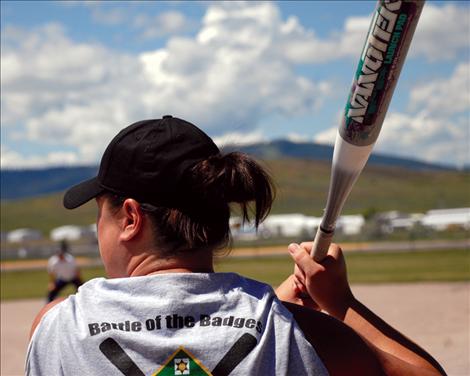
left=119, top=199, right=143, bottom=242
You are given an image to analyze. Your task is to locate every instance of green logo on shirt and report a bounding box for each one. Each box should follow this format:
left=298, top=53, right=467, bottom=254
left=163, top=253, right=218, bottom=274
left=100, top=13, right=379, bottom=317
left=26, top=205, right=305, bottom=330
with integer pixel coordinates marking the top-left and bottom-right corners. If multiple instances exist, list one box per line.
left=153, top=347, right=212, bottom=376
left=99, top=333, right=257, bottom=375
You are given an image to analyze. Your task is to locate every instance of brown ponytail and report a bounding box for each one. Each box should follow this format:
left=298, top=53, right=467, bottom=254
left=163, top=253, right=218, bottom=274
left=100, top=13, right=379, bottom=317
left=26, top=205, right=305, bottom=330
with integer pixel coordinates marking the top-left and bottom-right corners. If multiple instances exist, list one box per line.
left=136, top=152, right=275, bottom=255
left=191, top=152, right=274, bottom=227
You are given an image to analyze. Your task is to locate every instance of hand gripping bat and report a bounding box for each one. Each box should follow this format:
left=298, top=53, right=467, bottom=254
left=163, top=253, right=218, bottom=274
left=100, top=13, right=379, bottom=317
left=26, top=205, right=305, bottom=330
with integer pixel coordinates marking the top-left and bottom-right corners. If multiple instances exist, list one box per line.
left=311, top=0, right=425, bottom=261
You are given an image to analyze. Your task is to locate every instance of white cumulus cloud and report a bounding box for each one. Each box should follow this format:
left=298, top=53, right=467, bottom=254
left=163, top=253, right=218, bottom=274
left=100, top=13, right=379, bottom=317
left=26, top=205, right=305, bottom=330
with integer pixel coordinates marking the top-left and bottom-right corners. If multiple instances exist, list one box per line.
left=213, top=131, right=266, bottom=148
left=411, top=2, right=470, bottom=61
left=376, top=111, right=469, bottom=167
left=1, top=146, right=81, bottom=169
left=268, top=2, right=469, bottom=64
left=1, top=1, right=468, bottom=168
left=1, top=23, right=154, bottom=163
left=138, top=1, right=333, bottom=133
left=410, top=62, right=470, bottom=115
left=1, top=2, right=332, bottom=168
left=134, top=10, right=196, bottom=39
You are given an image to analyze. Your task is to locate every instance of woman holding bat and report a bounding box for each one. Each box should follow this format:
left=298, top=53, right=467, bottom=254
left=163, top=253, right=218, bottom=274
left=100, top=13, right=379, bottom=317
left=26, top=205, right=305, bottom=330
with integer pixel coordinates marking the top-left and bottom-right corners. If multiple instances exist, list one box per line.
left=26, top=116, right=444, bottom=376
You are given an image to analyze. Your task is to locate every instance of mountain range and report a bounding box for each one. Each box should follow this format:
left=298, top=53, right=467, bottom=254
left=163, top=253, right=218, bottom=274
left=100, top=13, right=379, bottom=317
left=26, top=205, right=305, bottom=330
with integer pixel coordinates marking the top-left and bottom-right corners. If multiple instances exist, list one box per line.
left=1, top=139, right=457, bottom=201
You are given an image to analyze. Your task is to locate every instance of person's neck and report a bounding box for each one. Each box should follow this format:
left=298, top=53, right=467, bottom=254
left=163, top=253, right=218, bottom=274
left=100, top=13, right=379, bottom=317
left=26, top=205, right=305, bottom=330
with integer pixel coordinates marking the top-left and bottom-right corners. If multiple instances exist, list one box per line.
left=126, top=248, right=214, bottom=277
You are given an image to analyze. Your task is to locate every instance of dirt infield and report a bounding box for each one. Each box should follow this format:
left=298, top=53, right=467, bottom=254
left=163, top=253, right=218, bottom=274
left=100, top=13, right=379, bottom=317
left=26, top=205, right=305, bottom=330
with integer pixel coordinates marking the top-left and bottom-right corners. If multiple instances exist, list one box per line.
left=1, top=282, right=468, bottom=376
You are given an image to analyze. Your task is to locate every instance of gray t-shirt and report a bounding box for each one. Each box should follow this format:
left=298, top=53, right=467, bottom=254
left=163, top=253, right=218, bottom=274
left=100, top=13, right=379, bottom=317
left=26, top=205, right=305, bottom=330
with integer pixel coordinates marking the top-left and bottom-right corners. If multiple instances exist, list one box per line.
left=26, top=273, right=328, bottom=375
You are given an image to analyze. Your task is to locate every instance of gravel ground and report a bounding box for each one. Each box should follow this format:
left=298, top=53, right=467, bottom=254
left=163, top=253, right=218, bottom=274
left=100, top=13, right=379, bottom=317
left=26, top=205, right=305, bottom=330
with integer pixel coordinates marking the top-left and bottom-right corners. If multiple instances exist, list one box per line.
left=1, top=282, right=468, bottom=376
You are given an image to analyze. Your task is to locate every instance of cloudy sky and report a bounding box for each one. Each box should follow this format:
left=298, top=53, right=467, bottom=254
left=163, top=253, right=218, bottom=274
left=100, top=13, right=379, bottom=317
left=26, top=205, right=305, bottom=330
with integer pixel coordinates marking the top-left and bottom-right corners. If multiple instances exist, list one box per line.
left=1, top=1, right=469, bottom=169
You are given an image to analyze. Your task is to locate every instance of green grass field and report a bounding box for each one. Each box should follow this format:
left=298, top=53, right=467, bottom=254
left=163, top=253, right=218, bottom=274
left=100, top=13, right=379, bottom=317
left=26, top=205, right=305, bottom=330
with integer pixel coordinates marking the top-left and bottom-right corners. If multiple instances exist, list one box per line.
left=1, top=249, right=468, bottom=301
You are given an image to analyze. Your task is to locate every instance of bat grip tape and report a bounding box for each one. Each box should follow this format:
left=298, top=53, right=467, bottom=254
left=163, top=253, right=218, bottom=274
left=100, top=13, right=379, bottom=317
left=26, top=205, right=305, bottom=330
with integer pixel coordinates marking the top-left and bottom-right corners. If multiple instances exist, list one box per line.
left=311, top=226, right=334, bottom=262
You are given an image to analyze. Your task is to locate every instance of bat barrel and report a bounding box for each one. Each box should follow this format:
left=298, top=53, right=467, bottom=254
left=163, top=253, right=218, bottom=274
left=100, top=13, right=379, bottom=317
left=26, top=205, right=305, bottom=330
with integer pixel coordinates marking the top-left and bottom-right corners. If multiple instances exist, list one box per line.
left=341, top=0, right=425, bottom=148
left=311, top=0, right=425, bottom=261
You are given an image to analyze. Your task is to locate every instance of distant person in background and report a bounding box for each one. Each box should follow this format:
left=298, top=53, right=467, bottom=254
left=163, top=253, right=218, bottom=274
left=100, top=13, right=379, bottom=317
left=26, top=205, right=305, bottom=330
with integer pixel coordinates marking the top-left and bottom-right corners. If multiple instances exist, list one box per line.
left=46, top=240, right=83, bottom=302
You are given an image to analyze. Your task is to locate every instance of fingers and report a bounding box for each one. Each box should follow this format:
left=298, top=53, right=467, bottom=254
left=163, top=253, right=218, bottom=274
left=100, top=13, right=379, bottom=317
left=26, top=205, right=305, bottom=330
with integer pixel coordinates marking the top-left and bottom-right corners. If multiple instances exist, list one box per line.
left=293, top=273, right=306, bottom=294
left=292, top=280, right=305, bottom=295
left=289, top=242, right=343, bottom=266
left=288, top=243, right=308, bottom=272
left=293, top=264, right=305, bottom=283
left=284, top=272, right=302, bottom=293
left=321, top=243, right=345, bottom=270
left=288, top=242, right=344, bottom=289
left=297, top=242, right=342, bottom=259
left=275, top=275, right=296, bottom=301
left=287, top=243, right=316, bottom=272
left=326, top=243, right=342, bottom=259
left=299, top=241, right=313, bottom=253
left=289, top=244, right=312, bottom=294
left=288, top=243, right=323, bottom=275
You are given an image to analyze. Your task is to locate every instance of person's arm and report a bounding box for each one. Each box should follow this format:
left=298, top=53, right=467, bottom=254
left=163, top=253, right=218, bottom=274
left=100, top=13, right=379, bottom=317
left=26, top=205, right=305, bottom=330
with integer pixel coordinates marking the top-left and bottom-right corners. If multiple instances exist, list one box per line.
left=276, top=242, right=446, bottom=376
left=282, top=299, right=385, bottom=375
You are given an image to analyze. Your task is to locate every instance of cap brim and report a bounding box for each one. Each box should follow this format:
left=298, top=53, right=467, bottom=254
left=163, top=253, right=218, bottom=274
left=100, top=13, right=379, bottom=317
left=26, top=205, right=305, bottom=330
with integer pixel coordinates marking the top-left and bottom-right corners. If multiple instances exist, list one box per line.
left=63, top=177, right=104, bottom=209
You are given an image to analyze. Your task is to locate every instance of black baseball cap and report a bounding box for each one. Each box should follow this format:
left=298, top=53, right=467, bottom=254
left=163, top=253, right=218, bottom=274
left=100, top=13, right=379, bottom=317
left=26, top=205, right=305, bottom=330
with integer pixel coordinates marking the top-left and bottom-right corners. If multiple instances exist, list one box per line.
left=63, top=116, right=220, bottom=209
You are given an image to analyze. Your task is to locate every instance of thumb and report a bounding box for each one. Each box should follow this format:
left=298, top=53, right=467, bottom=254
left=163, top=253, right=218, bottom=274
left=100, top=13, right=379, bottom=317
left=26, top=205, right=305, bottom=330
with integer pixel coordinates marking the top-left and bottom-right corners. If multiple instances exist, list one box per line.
left=288, top=243, right=321, bottom=275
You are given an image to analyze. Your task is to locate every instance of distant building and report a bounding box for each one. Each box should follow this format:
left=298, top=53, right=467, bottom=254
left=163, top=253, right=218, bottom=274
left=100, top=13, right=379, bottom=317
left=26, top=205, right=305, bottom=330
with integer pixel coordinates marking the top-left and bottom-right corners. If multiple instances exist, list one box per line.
left=50, top=225, right=96, bottom=242
left=7, top=228, right=42, bottom=243
left=374, top=211, right=418, bottom=233
left=372, top=208, right=470, bottom=233
left=230, top=213, right=365, bottom=240
left=262, top=214, right=320, bottom=238
left=389, top=214, right=423, bottom=231
left=420, top=208, right=470, bottom=231
left=336, top=215, right=366, bottom=235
